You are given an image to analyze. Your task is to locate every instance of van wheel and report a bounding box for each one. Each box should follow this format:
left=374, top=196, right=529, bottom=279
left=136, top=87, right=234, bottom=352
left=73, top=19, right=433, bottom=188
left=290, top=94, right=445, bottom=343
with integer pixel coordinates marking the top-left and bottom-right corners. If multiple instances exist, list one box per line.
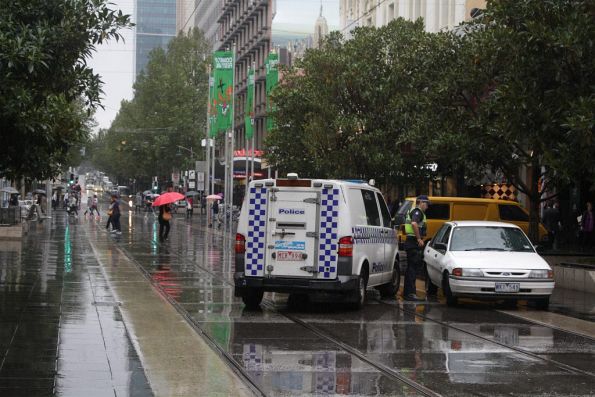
left=350, top=269, right=368, bottom=310
left=242, top=289, right=264, bottom=310
left=378, top=260, right=400, bottom=299
left=442, top=273, right=458, bottom=307
left=424, top=263, right=438, bottom=297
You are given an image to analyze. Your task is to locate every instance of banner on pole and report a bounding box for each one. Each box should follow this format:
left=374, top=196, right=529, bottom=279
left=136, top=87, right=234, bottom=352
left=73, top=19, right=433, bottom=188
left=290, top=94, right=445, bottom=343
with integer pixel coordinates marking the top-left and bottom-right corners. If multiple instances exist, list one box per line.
left=265, top=52, right=279, bottom=132
left=245, top=68, right=255, bottom=139
left=211, top=51, right=234, bottom=136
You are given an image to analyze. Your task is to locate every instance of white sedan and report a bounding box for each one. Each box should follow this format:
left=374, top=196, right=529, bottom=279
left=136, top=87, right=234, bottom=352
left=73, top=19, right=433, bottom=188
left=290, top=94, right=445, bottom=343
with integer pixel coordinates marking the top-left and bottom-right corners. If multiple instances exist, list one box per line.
left=424, top=221, right=554, bottom=308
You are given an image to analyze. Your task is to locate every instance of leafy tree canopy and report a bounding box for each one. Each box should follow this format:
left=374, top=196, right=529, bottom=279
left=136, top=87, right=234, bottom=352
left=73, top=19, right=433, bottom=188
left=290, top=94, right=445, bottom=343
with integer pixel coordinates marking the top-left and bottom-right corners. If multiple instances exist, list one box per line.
left=266, top=19, right=453, bottom=186
left=89, top=28, right=210, bottom=185
left=0, top=0, right=132, bottom=180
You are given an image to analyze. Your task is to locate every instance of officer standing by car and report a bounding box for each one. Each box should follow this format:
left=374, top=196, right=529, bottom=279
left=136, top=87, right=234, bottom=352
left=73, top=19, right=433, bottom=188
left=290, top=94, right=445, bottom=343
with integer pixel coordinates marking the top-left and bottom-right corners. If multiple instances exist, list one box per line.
left=403, top=195, right=430, bottom=301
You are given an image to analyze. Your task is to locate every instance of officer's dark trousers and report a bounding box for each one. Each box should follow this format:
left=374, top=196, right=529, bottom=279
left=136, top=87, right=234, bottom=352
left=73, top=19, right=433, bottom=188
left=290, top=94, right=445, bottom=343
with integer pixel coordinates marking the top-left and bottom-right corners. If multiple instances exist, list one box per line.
left=404, top=244, right=423, bottom=297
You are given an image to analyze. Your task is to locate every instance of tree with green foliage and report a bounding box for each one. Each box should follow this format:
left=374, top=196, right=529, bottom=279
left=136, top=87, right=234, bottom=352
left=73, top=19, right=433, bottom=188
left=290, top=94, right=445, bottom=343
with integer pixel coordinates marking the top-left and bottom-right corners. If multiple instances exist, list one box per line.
left=0, top=0, right=132, bottom=180
left=447, top=0, right=595, bottom=241
left=267, top=19, right=451, bottom=186
left=89, top=28, right=210, bottom=187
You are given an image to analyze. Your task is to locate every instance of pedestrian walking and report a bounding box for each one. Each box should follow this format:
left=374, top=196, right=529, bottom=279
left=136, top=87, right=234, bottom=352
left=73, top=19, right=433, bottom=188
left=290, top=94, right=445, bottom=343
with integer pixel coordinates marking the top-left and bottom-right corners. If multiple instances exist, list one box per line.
left=200, top=194, right=206, bottom=215
left=67, top=194, right=78, bottom=218
left=106, top=195, right=115, bottom=231
left=91, top=194, right=100, bottom=217
left=211, top=199, right=220, bottom=228
left=580, top=202, right=594, bottom=249
left=84, top=195, right=93, bottom=217
left=108, top=194, right=121, bottom=235
left=135, top=193, right=143, bottom=213
left=542, top=201, right=560, bottom=249
left=403, top=195, right=430, bottom=301
left=158, top=184, right=174, bottom=242
left=51, top=192, right=58, bottom=210
left=186, top=196, right=193, bottom=219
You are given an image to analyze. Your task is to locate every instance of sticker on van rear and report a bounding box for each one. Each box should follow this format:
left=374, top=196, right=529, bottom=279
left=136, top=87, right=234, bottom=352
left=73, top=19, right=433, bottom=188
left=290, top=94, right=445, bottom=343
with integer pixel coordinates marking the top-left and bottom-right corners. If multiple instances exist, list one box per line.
left=274, top=240, right=305, bottom=250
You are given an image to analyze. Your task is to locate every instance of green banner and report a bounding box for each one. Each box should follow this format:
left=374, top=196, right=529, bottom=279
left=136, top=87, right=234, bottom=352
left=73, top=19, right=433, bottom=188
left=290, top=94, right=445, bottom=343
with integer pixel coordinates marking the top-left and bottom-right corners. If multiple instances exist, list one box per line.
left=245, top=68, right=255, bottom=140
left=211, top=51, right=234, bottom=136
left=265, top=52, right=279, bottom=132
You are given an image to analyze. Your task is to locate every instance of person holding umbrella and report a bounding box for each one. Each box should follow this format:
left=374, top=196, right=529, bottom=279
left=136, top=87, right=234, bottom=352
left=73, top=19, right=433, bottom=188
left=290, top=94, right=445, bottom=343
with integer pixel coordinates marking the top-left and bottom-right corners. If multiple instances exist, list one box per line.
left=153, top=185, right=184, bottom=242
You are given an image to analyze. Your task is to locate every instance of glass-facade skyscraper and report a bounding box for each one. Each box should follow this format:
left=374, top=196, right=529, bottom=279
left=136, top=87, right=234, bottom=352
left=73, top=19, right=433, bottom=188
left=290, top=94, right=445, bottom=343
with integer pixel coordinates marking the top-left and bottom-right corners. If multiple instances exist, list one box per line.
left=135, top=0, right=177, bottom=77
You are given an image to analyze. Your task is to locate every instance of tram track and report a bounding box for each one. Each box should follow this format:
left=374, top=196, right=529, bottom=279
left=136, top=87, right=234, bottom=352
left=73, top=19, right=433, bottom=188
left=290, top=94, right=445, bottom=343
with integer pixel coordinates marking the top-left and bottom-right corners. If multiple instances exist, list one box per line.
left=374, top=297, right=595, bottom=378
left=95, top=213, right=594, bottom=396
left=96, top=218, right=445, bottom=397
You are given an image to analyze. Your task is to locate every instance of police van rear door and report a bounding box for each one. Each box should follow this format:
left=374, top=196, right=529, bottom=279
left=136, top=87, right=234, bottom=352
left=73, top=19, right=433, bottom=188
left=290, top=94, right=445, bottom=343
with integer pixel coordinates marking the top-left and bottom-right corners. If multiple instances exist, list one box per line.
left=267, top=183, right=319, bottom=278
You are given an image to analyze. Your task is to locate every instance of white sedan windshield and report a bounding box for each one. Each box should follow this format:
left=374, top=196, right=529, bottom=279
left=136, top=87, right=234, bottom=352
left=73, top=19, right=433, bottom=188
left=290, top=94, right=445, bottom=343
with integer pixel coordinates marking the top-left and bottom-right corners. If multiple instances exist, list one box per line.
left=450, top=226, right=535, bottom=252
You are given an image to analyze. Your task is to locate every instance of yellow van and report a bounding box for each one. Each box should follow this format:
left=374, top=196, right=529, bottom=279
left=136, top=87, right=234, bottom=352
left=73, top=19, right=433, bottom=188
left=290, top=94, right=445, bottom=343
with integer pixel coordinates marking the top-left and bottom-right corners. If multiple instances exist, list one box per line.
left=394, top=197, right=549, bottom=247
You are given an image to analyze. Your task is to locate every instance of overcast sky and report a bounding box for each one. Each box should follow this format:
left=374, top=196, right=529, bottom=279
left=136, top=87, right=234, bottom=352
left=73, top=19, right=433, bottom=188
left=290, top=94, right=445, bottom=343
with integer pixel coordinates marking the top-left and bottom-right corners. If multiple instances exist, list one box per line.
left=88, top=0, right=340, bottom=133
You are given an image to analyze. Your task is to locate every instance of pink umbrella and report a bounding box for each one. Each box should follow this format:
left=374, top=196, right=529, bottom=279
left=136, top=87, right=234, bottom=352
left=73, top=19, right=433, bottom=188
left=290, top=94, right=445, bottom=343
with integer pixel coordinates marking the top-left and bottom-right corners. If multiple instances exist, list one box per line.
left=152, top=192, right=185, bottom=206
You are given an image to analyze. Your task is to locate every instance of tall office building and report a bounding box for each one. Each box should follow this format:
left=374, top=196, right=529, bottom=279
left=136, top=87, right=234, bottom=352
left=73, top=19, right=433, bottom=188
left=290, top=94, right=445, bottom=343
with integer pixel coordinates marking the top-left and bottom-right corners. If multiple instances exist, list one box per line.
left=135, top=0, right=177, bottom=78
left=218, top=0, right=272, bottom=151
left=176, top=0, right=198, bottom=34
left=193, top=0, right=222, bottom=50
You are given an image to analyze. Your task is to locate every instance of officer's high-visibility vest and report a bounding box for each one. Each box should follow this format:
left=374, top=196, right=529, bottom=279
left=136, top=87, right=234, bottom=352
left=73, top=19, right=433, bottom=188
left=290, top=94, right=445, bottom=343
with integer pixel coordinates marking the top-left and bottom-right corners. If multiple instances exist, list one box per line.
left=404, top=208, right=426, bottom=237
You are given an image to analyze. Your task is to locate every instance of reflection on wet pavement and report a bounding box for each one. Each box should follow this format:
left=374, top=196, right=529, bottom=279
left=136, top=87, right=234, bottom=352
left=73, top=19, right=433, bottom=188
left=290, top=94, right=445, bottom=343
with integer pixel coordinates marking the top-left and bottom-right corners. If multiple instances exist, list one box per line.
left=549, top=287, right=595, bottom=322
left=0, top=214, right=152, bottom=397
left=110, top=212, right=595, bottom=396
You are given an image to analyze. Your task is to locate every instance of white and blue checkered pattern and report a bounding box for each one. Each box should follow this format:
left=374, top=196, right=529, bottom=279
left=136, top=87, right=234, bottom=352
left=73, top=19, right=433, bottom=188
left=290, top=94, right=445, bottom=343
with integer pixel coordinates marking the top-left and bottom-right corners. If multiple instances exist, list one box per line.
left=243, top=344, right=263, bottom=371
left=352, top=226, right=396, bottom=244
left=246, top=187, right=267, bottom=276
left=318, top=188, right=339, bottom=278
left=314, top=372, right=336, bottom=394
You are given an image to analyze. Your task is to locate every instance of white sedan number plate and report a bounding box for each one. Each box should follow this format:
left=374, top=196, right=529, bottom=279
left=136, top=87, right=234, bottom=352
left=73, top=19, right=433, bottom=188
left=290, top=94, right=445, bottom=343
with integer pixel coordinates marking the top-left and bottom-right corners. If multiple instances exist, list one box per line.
left=277, top=251, right=303, bottom=261
left=495, top=282, right=520, bottom=293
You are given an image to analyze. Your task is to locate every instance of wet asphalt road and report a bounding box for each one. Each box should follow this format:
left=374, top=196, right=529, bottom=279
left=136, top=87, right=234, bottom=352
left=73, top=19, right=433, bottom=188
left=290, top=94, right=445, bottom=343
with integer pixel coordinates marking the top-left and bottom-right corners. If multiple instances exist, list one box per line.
left=1, top=206, right=594, bottom=396
left=111, top=208, right=595, bottom=396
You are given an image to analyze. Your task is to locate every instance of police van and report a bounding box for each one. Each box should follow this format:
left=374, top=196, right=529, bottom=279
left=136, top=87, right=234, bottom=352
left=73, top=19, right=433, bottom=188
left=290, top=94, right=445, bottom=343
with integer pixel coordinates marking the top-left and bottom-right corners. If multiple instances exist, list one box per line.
left=234, top=174, right=400, bottom=309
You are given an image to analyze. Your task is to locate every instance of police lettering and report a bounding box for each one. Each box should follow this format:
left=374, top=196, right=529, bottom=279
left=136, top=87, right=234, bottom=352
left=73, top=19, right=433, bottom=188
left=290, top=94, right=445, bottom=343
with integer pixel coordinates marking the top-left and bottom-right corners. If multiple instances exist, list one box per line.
left=279, top=208, right=305, bottom=215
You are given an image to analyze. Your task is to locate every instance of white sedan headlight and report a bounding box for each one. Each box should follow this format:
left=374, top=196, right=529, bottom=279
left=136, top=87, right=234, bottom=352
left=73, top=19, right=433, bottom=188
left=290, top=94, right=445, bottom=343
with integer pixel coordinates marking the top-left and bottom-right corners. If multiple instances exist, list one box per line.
left=529, top=269, right=553, bottom=279
left=462, top=268, right=483, bottom=277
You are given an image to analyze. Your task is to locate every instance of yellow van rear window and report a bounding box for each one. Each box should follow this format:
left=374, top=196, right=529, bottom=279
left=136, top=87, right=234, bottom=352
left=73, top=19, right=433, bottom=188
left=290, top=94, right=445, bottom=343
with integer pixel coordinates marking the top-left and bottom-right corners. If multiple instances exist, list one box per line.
left=453, top=203, right=487, bottom=220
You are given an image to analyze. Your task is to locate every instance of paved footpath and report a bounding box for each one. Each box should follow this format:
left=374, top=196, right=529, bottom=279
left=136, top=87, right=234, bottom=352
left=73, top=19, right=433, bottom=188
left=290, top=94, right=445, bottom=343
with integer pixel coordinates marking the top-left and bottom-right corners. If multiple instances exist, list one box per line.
left=0, top=211, right=253, bottom=397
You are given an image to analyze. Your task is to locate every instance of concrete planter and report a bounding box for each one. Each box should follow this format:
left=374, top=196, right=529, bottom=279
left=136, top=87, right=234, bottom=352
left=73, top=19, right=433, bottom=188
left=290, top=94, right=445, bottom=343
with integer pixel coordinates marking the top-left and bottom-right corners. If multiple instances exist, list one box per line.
left=0, top=222, right=28, bottom=239
left=552, top=262, right=595, bottom=294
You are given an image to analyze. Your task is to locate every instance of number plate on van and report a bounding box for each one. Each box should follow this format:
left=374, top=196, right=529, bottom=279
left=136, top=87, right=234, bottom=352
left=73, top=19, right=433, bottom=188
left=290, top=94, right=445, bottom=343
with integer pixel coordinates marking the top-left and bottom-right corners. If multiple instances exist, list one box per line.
left=277, top=251, right=304, bottom=261
left=495, top=282, right=520, bottom=293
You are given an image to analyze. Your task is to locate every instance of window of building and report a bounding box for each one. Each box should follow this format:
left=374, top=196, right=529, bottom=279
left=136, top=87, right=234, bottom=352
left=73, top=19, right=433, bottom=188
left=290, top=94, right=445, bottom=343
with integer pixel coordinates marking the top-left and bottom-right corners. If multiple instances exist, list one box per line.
left=388, top=3, right=395, bottom=22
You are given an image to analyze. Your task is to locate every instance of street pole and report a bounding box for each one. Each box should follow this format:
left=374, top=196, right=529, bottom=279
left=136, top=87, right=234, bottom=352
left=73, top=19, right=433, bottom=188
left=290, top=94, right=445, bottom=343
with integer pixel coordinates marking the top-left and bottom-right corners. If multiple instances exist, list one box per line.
left=251, top=61, right=256, bottom=186
left=205, top=65, right=212, bottom=228
left=230, top=43, right=237, bottom=241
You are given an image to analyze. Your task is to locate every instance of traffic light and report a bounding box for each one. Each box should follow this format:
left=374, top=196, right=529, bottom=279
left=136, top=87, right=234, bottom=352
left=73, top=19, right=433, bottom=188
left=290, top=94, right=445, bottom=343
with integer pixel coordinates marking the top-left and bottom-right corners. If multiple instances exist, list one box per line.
left=69, top=173, right=75, bottom=185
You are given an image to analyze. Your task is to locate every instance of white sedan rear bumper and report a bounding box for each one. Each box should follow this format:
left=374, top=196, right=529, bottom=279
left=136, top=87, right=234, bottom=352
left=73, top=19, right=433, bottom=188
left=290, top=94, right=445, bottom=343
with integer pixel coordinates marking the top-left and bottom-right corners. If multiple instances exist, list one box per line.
left=449, top=276, right=554, bottom=298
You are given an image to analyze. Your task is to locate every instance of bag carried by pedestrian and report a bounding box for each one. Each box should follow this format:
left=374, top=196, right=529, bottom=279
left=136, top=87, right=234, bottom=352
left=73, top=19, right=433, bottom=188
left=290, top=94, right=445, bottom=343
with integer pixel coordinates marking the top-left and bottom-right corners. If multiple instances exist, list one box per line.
left=163, top=211, right=172, bottom=221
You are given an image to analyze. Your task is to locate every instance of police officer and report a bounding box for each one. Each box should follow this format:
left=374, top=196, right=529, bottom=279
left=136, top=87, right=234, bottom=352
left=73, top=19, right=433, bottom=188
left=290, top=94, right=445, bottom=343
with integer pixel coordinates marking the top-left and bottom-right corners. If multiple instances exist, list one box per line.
left=403, top=195, right=430, bottom=301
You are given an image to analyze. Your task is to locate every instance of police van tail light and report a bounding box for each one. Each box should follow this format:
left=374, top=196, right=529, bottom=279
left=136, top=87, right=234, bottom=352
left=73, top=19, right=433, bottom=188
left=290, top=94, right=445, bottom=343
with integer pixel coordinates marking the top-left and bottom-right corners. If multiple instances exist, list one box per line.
left=338, top=236, right=354, bottom=257
left=235, top=233, right=246, bottom=254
